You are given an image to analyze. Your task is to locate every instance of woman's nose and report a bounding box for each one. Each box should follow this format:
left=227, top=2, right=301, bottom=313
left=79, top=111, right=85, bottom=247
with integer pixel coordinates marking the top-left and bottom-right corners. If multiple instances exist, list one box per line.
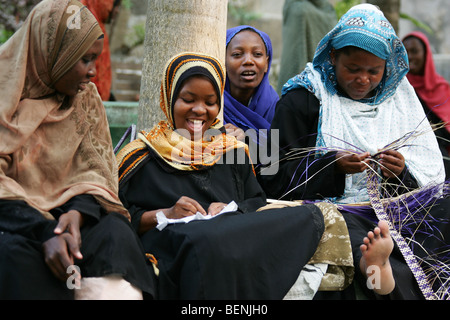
left=191, top=103, right=207, bottom=115
left=242, top=53, right=254, bottom=65
left=87, top=64, right=97, bottom=78
left=357, top=73, right=369, bottom=85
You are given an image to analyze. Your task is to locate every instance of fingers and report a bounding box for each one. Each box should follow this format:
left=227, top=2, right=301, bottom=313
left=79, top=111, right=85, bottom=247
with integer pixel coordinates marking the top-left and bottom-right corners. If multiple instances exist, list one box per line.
left=54, top=210, right=83, bottom=253
left=169, top=196, right=206, bottom=219
left=378, top=150, right=405, bottom=177
left=208, top=202, right=227, bottom=216
left=43, top=233, right=82, bottom=282
left=224, top=123, right=245, bottom=141
left=336, top=151, right=371, bottom=174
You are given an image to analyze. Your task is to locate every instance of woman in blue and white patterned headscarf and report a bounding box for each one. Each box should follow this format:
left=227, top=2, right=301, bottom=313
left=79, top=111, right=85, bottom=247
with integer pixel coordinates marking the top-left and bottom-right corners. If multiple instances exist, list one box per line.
left=262, top=3, right=445, bottom=203
left=260, top=4, right=450, bottom=300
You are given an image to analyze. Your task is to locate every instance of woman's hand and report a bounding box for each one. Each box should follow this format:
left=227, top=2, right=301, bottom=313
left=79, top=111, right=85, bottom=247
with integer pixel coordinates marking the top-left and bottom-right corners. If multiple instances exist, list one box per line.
left=224, top=123, right=246, bottom=141
left=336, top=151, right=371, bottom=174
left=42, top=210, right=84, bottom=282
left=165, top=196, right=207, bottom=219
left=377, top=149, right=405, bottom=178
left=207, top=202, right=228, bottom=216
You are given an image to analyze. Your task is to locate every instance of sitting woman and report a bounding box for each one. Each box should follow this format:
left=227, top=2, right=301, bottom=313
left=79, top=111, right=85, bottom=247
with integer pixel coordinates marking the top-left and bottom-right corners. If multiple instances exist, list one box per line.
left=260, top=4, right=450, bottom=299
left=117, top=52, right=363, bottom=299
left=402, top=31, right=450, bottom=179
left=223, top=25, right=279, bottom=143
left=0, top=0, right=154, bottom=299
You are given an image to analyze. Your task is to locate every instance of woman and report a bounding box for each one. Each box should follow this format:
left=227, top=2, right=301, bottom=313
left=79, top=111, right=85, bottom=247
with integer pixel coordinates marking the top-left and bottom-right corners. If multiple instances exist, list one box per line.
left=117, top=52, right=355, bottom=299
left=402, top=31, right=450, bottom=179
left=80, top=0, right=121, bottom=101
left=224, top=25, right=279, bottom=142
left=0, top=0, right=154, bottom=299
left=260, top=4, right=450, bottom=299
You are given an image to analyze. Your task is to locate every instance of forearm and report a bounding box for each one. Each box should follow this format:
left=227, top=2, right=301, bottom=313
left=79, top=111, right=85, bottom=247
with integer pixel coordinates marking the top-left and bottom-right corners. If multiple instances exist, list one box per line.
left=0, top=200, right=57, bottom=242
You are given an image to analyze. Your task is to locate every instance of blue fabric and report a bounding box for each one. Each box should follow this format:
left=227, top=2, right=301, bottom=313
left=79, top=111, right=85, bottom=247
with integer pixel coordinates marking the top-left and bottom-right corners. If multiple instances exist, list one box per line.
left=282, top=4, right=409, bottom=105
left=224, top=25, right=279, bottom=133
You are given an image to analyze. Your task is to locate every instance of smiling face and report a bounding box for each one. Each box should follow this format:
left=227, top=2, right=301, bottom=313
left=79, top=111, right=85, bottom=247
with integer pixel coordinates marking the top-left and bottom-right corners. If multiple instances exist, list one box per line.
left=173, top=75, right=220, bottom=140
left=225, top=29, right=269, bottom=104
left=403, top=36, right=426, bottom=76
left=53, top=38, right=104, bottom=97
left=331, top=46, right=386, bottom=100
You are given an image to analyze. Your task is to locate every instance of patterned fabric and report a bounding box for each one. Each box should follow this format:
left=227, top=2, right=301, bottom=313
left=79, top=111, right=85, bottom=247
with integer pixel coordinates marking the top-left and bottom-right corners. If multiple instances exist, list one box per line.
left=0, top=0, right=128, bottom=218
left=283, top=3, right=409, bottom=105
left=117, top=52, right=250, bottom=175
left=224, top=25, right=279, bottom=133
left=258, top=200, right=354, bottom=291
left=280, top=4, right=445, bottom=203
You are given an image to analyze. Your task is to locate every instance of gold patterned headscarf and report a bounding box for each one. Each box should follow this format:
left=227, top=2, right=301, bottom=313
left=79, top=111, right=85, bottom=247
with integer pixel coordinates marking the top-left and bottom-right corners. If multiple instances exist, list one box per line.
left=0, top=0, right=128, bottom=219
left=117, top=52, right=251, bottom=182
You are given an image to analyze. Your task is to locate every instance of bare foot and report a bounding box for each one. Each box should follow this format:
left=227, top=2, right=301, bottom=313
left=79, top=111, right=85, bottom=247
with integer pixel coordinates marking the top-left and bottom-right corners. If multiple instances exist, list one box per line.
left=359, top=220, right=395, bottom=295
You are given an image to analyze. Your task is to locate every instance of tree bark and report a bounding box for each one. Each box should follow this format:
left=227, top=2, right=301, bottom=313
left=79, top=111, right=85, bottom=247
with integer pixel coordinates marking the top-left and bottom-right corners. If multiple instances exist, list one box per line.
left=367, top=0, right=400, bottom=33
left=138, top=0, right=228, bottom=131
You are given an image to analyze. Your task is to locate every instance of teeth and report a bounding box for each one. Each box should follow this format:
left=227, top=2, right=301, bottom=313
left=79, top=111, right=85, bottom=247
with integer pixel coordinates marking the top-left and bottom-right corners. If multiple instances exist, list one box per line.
left=189, top=119, right=204, bottom=131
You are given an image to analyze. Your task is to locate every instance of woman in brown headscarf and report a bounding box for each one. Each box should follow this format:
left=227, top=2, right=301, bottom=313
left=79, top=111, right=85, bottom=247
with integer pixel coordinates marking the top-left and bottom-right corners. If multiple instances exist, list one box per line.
left=0, top=0, right=154, bottom=299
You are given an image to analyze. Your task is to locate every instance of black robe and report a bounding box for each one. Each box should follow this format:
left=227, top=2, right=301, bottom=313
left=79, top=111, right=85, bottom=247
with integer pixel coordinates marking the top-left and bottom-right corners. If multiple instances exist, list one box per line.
left=0, top=196, right=156, bottom=299
left=119, top=148, right=325, bottom=299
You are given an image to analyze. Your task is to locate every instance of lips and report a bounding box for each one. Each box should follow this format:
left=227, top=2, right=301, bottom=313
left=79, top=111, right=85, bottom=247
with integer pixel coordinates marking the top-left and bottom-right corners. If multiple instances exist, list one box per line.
left=240, top=70, right=257, bottom=81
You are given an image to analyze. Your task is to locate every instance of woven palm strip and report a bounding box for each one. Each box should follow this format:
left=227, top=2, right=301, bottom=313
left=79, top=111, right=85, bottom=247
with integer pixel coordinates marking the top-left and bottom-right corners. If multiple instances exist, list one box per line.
left=366, top=169, right=437, bottom=300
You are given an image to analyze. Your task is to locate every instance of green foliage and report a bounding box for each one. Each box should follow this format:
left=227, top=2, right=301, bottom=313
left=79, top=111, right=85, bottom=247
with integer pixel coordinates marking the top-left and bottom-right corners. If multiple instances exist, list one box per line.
left=400, top=12, right=433, bottom=34
left=227, top=0, right=261, bottom=25
left=334, top=0, right=361, bottom=20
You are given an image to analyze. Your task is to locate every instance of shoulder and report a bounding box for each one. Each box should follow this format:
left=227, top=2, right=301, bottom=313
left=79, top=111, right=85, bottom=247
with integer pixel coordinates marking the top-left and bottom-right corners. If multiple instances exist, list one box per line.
left=275, top=87, right=320, bottom=120
left=117, top=139, right=152, bottom=185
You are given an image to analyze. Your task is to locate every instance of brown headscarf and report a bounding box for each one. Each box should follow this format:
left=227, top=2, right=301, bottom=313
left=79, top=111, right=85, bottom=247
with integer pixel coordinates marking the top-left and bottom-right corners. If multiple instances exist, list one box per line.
left=0, top=0, right=129, bottom=219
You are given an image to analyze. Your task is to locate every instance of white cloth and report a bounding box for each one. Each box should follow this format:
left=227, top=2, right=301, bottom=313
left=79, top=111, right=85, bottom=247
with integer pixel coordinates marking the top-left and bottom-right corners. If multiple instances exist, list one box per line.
left=156, top=201, right=238, bottom=230
left=284, top=263, right=328, bottom=300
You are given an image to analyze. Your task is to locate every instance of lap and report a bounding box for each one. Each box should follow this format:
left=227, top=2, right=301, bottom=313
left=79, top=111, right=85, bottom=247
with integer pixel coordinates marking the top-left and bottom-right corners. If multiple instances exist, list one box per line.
left=142, top=204, right=325, bottom=299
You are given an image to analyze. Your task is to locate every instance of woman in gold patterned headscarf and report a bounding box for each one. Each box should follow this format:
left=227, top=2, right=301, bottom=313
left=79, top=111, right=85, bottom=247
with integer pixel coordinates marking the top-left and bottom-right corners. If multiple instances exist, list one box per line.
left=0, top=0, right=154, bottom=299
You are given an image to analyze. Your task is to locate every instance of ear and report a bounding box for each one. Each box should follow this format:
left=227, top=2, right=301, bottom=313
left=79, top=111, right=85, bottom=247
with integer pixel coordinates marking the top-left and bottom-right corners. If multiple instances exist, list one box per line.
left=264, top=55, right=269, bottom=73
left=330, top=48, right=336, bottom=66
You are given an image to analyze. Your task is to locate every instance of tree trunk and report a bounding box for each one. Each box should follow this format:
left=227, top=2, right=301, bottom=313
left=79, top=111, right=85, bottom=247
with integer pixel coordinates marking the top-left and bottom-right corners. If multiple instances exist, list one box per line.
left=367, top=0, right=400, bottom=33
left=138, top=0, right=228, bottom=131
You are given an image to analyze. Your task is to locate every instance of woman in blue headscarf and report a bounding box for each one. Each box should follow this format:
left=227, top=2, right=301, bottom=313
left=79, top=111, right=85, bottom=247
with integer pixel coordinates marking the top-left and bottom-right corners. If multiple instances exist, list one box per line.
left=224, top=25, right=279, bottom=142
left=260, top=4, right=450, bottom=300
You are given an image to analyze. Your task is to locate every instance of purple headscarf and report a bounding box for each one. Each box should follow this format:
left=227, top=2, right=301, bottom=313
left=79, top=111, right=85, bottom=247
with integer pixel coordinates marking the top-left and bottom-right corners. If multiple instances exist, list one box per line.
left=224, top=25, right=279, bottom=134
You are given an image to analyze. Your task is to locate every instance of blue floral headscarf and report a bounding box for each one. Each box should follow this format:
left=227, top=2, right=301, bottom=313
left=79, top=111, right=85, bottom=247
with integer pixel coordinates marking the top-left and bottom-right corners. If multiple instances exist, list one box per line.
left=282, top=4, right=409, bottom=105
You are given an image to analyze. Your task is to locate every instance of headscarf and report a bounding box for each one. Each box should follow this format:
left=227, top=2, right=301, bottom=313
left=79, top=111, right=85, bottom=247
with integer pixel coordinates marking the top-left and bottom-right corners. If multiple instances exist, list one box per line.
left=282, top=4, right=444, bottom=202
left=117, top=52, right=250, bottom=181
left=283, top=4, right=409, bottom=105
left=403, top=31, right=450, bottom=134
left=0, top=0, right=128, bottom=219
left=224, top=25, right=279, bottom=133
left=80, top=0, right=115, bottom=101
